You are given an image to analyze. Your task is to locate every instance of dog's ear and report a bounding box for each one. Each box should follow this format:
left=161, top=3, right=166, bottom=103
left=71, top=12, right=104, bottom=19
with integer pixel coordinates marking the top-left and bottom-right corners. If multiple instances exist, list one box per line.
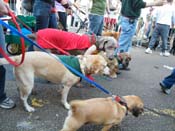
left=130, top=107, right=144, bottom=117
left=27, top=33, right=37, bottom=41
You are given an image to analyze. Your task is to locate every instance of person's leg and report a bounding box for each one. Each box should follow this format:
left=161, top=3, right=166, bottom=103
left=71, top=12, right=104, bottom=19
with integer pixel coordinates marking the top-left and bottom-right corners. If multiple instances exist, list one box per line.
left=0, top=25, right=7, bottom=102
left=0, top=26, right=15, bottom=109
left=115, top=16, right=137, bottom=53
left=159, top=24, right=170, bottom=53
left=28, top=15, right=50, bottom=51
left=58, top=12, right=68, bottom=31
left=145, top=24, right=160, bottom=54
left=96, top=15, right=104, bottom=36
left=88, top=14, right=103, bottom=35
left=49, top=13, right=58, bottom=29
left=160, top=69, right=175, bottom=94
left=148, top=24, right=160, bottom=49
left=0, top=66, right=6, bottom=103
left=35, top=15, right=50, bottom=31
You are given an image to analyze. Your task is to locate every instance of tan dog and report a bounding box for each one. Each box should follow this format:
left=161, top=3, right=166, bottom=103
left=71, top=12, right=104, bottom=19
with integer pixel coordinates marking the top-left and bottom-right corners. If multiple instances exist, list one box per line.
left=102, top=31, right=120, bottom=41
left=60, top=95, right=144, bottom=131
left=0, top=51, right=110, bottom=112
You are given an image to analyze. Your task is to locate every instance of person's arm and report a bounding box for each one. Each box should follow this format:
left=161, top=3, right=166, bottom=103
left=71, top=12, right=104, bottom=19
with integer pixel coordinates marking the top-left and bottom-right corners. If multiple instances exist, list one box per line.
left=56, top=0, right=70, bottom=8
left=0, top=0, right=9, bottom=15
left=145, top=0, right=165, bottom=7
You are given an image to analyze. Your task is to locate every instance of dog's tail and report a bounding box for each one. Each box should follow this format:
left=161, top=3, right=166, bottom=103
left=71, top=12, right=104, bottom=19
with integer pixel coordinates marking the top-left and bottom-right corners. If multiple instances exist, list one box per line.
left=70, top=100, right=85, bottom=114
left=0, top=55, right=20, bottom=65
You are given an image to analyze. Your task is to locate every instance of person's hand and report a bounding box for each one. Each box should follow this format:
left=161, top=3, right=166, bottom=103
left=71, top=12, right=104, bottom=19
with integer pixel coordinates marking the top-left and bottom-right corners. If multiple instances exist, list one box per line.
left=66, top=8, right=72, bottom=15
left=154, top=0, right=166, bottom=6
left=0, top=2, right=9, bottom=16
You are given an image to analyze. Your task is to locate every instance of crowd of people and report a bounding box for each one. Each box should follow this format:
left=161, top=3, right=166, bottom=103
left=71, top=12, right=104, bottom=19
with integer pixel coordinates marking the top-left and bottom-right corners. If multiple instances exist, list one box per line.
left=0, top=0, right=175, bottom=112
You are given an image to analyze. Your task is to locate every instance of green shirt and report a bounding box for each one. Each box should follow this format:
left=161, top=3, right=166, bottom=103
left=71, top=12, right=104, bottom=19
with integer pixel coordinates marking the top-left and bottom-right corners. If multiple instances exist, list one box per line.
left=90, top=0, right=106, bottom=15
left=120, top=0, right=146, bottom=19
left=57, top=55, right=82, bottom=76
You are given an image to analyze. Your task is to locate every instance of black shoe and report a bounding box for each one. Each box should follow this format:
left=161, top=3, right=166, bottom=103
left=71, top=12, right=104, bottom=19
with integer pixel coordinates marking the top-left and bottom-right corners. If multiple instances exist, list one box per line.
left=159, top=82, right=171, bottom=95
left=116, top=71, right=121, bottom=75
left=119, top=67, right=131, bottom=71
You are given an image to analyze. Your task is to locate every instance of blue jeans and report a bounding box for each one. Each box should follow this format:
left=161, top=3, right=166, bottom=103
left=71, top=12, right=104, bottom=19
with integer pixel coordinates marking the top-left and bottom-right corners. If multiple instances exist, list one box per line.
left=28, top=0, right=57, bottom=51
left=0, top=25, right=7, bottom=102
left=88, top=14, right=104, bottom=36
left=115, top=16, right=137, bottom=54
left=148, top=23, right=170, bottom=52
left=33, top=0, right=58, bottom=31
left=162, top=69, right=175, bottom=89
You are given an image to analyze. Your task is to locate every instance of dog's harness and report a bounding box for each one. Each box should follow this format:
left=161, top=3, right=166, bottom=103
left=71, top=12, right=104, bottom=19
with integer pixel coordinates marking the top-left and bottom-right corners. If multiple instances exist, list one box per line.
left=57, top=55, right=82, bottom=77
left=114, top=96, right=129, bottom=116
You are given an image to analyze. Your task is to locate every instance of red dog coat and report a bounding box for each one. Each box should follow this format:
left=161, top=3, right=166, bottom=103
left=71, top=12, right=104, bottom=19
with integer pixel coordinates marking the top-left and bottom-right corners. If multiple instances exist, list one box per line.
left=37, top=28, right=92, bottom=50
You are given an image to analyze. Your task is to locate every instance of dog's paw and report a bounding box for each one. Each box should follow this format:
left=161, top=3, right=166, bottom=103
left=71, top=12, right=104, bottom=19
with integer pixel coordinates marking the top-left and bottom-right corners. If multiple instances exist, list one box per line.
left=64, top=103, right=70, bottom=110
left=25, top=106, right=35, bottom=112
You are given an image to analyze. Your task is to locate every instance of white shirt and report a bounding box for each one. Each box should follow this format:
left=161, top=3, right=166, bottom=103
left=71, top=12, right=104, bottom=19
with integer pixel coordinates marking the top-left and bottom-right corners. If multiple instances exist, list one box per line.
left=153, top=3, right=175, bottom=26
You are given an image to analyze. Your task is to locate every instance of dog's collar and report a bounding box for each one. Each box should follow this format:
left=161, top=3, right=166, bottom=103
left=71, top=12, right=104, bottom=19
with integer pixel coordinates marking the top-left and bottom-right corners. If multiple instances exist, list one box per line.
left=114, top=96, right=129, bottom=116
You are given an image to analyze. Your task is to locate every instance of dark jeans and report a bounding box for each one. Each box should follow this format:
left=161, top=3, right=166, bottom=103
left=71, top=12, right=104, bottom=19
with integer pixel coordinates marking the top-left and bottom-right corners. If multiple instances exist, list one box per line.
left=35, top=13, right=58, bottom=31
left=0, top=25, right=6, bottom=102
left=58, top=12, right=68, bottom=31
left=162, top=69, right=175, bottom=89
left=0, top=66, right=6, bottom=103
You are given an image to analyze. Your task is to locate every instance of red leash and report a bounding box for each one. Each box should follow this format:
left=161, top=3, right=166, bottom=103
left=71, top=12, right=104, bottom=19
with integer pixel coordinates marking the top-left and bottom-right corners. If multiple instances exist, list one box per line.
left=0, top=10, right=26, bottom=66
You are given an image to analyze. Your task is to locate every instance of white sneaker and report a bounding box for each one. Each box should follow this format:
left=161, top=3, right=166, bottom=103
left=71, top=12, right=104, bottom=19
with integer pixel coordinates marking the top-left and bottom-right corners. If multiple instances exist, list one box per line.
left=145, top=48, right=152, bottom=54
left=160, top=51, right=170, bottom=57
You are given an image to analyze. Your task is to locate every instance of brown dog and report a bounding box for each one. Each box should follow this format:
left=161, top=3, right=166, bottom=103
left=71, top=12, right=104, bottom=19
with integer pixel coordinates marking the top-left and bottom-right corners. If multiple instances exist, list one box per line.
left=116, top=52, right=132, bottom=70
left=0, top=51, right=110, bottom=112
left=60, top=95, right=144, bottom=131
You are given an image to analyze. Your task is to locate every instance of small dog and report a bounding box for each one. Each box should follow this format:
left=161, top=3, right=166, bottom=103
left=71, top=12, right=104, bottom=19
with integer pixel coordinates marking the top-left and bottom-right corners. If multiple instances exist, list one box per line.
left=27, top=28, right=117, bottom=59
left=60, top=95, right=144, bottom=131
left=115, top=52, right=132, bottom=70
left=0, top=51, right=110, bottom=112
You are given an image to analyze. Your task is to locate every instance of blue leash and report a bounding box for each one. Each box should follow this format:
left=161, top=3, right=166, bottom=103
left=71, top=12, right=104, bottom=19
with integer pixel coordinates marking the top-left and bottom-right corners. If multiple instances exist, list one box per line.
left=0, top=19, right=113, bottom=96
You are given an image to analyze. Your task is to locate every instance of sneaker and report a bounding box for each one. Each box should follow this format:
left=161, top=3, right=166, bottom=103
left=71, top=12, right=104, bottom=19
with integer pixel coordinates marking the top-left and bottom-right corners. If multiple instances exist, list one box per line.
left=0, top=97, right=16, bottom=109
left=160, top=52, right=170, bottom=57
left=163, top=51, right=170, bottom=57
left=159, top=82, right=171, bottom=95
left=145, top=48, right=152, bottom=54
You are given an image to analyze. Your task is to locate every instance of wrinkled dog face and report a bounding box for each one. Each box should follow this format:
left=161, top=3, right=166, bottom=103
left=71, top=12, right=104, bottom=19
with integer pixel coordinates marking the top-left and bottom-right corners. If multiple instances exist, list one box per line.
left=131, top=107, right=144, bottom=117
left=97, top=36, right=117, bottom=59
left=118, top=53, right=131, bottom=69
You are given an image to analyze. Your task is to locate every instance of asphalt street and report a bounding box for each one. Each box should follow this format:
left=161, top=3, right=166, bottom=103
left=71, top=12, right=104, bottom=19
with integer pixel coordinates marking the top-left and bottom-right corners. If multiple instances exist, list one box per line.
left=0, top=46, right=175, bottom=131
